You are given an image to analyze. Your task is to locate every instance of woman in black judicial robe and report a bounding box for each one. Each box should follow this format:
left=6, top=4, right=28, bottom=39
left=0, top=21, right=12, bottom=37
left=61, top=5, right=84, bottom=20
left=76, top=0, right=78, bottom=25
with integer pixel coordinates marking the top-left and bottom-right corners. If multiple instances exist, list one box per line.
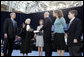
left=19, top=19, right=34, bottom=56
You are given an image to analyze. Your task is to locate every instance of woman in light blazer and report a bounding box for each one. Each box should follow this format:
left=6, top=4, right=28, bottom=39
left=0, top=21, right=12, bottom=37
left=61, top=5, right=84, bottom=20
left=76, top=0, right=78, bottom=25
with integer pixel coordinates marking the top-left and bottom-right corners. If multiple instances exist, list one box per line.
left=53, top=10, right=67, bottom=56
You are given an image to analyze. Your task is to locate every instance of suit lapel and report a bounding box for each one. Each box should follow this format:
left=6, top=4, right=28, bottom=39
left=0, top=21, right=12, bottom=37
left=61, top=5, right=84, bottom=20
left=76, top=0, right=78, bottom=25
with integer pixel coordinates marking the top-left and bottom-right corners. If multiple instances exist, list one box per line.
left=9, top=19, right=13, bottom=27
left=68, top=19, right=75, bottom=30
left=9, top=18, right=16, bottom=28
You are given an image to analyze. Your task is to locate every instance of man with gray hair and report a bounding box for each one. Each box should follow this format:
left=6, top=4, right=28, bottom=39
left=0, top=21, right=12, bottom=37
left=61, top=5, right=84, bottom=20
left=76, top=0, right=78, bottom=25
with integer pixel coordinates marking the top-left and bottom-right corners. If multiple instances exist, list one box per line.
left=40, top=12, right=52, bottom=56
left=4, top=12, right=18, bottom=56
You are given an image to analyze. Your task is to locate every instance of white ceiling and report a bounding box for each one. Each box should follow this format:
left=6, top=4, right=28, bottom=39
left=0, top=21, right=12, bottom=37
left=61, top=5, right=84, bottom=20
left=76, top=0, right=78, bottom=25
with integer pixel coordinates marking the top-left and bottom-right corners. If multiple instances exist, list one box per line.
left=1, top=1, right=83, bottom=14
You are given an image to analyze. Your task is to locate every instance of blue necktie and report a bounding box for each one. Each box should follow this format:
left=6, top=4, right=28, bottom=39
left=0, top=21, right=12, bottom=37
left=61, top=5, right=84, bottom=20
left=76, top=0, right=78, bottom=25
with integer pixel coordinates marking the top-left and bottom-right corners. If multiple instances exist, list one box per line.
left=12, top=19, right=16, bottom=27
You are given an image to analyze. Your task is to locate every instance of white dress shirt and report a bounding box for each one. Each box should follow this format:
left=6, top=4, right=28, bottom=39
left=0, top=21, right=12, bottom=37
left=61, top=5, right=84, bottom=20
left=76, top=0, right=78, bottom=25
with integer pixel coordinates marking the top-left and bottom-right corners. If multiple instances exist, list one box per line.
left=26, top=25, right=30, bottom=31
left=68, top=17, right=75, bottom=28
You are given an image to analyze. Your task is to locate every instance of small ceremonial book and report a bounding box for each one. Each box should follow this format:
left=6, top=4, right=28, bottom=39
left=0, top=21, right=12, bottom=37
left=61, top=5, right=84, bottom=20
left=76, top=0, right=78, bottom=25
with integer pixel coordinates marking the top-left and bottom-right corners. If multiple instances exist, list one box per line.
left=34, top=30, right=39, bottom=33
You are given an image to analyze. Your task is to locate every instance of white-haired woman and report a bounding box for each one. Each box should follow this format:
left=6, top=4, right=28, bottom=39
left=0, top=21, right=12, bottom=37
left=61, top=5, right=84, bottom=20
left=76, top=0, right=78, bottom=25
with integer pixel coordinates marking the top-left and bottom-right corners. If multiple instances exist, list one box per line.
left=19, top=18, right=34, bottom=56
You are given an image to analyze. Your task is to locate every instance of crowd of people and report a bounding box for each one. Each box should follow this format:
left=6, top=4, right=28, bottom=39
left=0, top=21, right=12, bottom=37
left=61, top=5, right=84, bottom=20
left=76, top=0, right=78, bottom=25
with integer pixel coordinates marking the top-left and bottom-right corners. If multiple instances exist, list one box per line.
left=3, top=9, right=82, bottom=56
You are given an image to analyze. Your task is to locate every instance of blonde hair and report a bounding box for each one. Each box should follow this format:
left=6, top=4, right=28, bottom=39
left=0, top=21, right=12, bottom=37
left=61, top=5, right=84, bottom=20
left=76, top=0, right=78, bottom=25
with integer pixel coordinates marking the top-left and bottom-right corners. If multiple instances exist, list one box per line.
left=25, top=18, right=31, bottom=24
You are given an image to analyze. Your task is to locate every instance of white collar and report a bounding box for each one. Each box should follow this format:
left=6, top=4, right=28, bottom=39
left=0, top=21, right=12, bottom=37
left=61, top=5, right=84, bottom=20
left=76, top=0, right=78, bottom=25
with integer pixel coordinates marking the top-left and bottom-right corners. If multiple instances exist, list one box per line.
left=27, top=25, right=30, bottom=27
left=11, top=18, right=14, bottom=21
left=26, top=25, right=30, bottom=31
left=70, top=17, right=75, bottom=23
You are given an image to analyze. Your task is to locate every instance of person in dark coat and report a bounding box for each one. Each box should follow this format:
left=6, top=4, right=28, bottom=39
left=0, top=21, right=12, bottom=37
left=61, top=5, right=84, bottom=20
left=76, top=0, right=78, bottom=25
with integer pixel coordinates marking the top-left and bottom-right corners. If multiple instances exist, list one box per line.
left=3, top=12, right=18, bottom=56
left=67, top=10, right=82, bottom=56
left=19, top=18, right=34, bottom=56
left=40, top=12, right=52, bottom=56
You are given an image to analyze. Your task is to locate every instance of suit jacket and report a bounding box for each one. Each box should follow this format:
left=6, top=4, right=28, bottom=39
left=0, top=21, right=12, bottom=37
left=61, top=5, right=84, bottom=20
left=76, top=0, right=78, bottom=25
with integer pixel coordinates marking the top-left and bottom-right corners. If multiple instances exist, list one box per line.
left=4, top=18, right=17, bottom=39
left=67, top=18, right=82, bottom=47
left=41, top=17, right=52, bottom=41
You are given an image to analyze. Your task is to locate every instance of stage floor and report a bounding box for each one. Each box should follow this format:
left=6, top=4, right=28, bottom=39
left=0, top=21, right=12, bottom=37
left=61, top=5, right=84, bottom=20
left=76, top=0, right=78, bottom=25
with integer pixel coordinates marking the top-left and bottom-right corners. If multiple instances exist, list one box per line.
left=12, top=50, right=83, bottom=56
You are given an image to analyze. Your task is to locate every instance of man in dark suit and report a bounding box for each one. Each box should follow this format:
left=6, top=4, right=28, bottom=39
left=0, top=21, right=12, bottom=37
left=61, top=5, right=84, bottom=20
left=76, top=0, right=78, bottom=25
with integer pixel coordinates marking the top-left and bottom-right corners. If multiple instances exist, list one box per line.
left=41, top=12, right=52, bottom=56
left=67, top=10, right=82, bottom=56
left=4, top=12, right=18, bottom=56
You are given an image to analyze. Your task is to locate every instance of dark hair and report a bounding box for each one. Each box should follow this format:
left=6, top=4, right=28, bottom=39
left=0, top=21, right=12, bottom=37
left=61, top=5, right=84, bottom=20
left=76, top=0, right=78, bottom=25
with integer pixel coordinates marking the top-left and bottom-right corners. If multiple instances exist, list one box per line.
left=54, top=10, right=64, bottom=18
left=69, top=10, right=78, bottom=17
